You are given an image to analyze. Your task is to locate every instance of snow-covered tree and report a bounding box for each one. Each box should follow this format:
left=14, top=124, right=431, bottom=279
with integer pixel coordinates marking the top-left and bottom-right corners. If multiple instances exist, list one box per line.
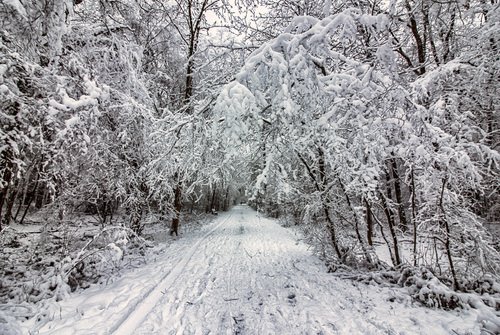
left=215, top=3, right=500, bottom=284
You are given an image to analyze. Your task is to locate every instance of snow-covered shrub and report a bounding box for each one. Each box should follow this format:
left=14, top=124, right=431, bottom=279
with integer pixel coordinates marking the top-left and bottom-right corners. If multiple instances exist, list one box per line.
left=397, top=267, right=463, bottom=310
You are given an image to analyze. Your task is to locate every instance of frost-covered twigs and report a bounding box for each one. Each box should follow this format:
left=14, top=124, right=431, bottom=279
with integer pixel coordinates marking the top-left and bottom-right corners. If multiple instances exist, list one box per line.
left=63, top=226, right=146, bottom=288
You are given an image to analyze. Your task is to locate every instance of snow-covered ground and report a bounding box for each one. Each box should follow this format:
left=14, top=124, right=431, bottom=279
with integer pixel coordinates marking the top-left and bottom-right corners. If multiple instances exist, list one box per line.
left=18, top=205, right=481, bottom=334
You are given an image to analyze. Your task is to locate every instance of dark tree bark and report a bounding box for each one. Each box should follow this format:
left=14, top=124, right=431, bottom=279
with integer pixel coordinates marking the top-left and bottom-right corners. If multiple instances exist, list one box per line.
left=130, top=205, right=143, bottom=235
left=183, top=0, right=210, bottom=107
left=337, top=178, right=374, bottom=266
left=410, top=168, right=418, bottom=266
left=438, top=177, right=459, bottom=290
left=296, top=150, right=342, bottom=259
left=405, top=0, right=426, bottom=75
left=20, top=173, right=40, bottom=225
left=380, top=186, right=402, bottom=266
left=223, top=186, right=229, bottom=211
left=170, top=181, right=182, bottom=236
left=4, top=182, right=19, bottom=226
left=210, top=184, right=216, bottom=212
left=0, top=149, right=14, bottom=230
left=389, top=158, right=408, bottom=232
left=365, top=198, right=373, bottom=246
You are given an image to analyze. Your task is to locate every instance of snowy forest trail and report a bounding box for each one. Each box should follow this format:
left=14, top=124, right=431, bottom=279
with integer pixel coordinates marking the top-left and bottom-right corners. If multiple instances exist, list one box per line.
left=26, top=205, right=477, bottom=335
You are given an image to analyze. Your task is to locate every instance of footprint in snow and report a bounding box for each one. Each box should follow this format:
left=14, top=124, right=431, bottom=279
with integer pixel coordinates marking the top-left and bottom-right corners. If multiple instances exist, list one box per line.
left=287, top=293, right=297, bottom=306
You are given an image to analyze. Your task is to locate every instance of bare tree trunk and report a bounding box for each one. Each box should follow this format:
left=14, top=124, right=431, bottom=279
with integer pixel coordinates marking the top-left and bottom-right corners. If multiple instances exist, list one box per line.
left=35, top=184, right=46, bottom=209
left=410, top=168, right=418, bottom=266
left=317, top=148, right=343, bottom=260
left=338, top=178, right=374, bottom=266
left=379, top=189, right=402, bottom=266
left=183, top=0, right=210, bottom=108
left=296, top=150, right=342, bottom=259
left=14, top=167, right=34, bottom=221
left=4, top=182, right=19, bottom=226
left=170, top=181, right=182, bottom=236
left=422, top=0, right=440, bottom=65
left=365, top=198, right=373, bottom=246
left=324, top=207, right=342, bottom=260
left=130, top=205, right=143, bottom=235
left=223, top=186, right=229, bottom=211
left=210, top=184, right=216, bottom=212
left=0, top=150, right=14, bottom=230
left=372, top=210, right=396, bottom=266
left=389, top=158, right=408, bottom=232
left=405, top=0, right=426, bottom=75
left=438, top=177, right=459, bottom=290
left=20, top=174, right=39, bottom=225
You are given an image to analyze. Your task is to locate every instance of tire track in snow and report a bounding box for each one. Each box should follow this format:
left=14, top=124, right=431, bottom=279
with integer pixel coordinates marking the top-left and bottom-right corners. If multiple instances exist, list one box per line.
left=30, top=206, right=479, bottom=334
left=109, top=213, right=233, bottom=335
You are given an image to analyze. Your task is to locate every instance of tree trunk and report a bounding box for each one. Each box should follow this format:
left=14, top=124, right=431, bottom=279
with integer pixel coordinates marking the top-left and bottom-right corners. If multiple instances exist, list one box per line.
left=20, top=173, right=40, bottom=225
left=317, top=148, right=343, bottom=259
left=296, top=150, right=342, bottom=260
left=338, top=178, right=374, bottom=266
left=421, top=0, right=439, bottom=65
left=14, top=167, right=33, bottom=221
left=0, top=186, right=9, bottom=231
left=379, top=190, right=402, bottom=266
left=405, top=0, right=426, bottom=75
left=170, top=182, right=182, bottom=236
left=183, top=0, right=209, bottom=107
left=130, top=205, right=143, bottom=235
left=438, top=177, right=459, bottom=290
left=324, top=206, right=342, bottom=260
left=210, top=184, right=216, bottom=212
left=35, top=184, right=46, bottom=209
left=223, top=186, right=229, bottom=211
left=184, top=57, right=194, bottom=105
left=4, top=183, right=19, bottom=226
left=365, top=198, right=373, bottom=246
left=372, top=209, right=396, bottom=266
left=0, top=150, right=14, bottom=230
left=389, top=158, right=408, bottom=232
left=410, top=168, right=418, bottom=266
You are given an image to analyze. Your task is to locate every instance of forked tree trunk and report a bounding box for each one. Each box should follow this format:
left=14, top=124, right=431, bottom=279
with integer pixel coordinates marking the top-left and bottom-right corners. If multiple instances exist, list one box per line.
left=338, top=178, right=374, bottom=266
left=296, top=150, right=342, bottom=260
left=20, top=173, right=40, bottom=225
left=371, top=209, right=396, bottom=266
left=379, top=188, right=402, bottom=266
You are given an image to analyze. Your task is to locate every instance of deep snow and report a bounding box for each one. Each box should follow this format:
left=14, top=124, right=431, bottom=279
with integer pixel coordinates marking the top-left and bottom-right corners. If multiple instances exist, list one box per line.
left=18, top=205, right=481, bottom=334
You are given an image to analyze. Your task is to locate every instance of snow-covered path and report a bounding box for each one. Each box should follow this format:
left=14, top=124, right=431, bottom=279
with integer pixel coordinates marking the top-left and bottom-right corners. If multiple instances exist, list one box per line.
left=24, top=205, right=478, bottom=334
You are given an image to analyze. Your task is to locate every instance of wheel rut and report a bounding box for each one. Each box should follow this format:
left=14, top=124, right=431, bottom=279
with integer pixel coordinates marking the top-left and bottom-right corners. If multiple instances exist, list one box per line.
left=109, top=213, right=233, bottom=335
